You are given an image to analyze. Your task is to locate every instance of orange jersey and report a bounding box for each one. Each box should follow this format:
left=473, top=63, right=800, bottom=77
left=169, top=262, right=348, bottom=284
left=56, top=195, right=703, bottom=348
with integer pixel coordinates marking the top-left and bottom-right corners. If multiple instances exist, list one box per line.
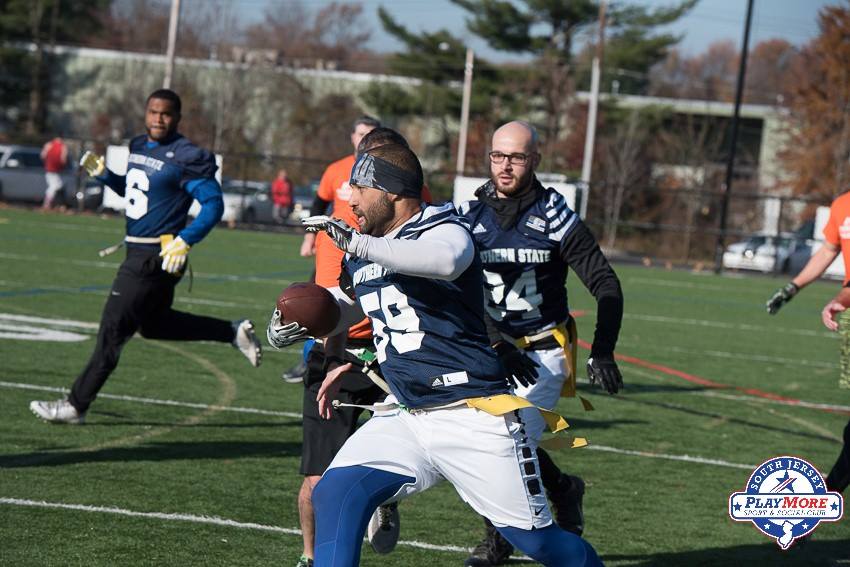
left=823, top=191, right=850, bottom=284
left=314, top=155, right=371, bottom=338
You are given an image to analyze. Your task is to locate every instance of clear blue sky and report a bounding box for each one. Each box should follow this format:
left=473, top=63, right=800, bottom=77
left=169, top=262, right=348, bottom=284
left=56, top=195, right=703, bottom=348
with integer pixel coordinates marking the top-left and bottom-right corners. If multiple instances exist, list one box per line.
left=231, top=0, right=836, bottom=61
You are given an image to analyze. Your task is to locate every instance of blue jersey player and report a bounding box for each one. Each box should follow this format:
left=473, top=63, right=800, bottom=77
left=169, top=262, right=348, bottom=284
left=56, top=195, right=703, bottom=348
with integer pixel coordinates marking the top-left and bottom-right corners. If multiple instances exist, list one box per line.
left=30, top=89, right=262, bottom=424
left=460, top=121, right=624, bottom=565
left=268, top=139, right=602, bottom=567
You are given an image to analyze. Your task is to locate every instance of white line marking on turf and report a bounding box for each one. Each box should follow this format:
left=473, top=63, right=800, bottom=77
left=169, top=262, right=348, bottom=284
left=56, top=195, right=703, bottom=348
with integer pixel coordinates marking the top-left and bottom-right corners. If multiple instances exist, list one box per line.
left=700, top=391, right=850, bottom=413
left=0, top=313, right=98, bottom=329
left=587, top=445, right=755, bottom=470
left=0, top=381, right=302, bottom=419
left=624, top=312, right=836, bottom=339
left=642, top=344, right=839, bottom=369
left=0, top=498, right=473, bottom=554
left=5, top=380, right=760, bottom=471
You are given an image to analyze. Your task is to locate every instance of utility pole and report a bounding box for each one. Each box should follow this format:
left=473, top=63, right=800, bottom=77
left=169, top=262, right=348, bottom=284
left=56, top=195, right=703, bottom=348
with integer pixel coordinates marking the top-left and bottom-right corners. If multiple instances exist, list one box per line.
left=714, top=0, right=755, bottom=273
left=163, top=0, right=181, bottom=89
left=456, top=47, right=474, bottom=176
left=580, top=0, right=607, bottom=185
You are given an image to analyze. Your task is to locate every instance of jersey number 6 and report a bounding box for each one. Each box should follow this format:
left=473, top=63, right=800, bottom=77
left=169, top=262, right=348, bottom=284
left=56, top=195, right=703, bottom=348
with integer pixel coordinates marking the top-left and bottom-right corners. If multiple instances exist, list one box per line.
left=361, top=285, right=424, bottom=363
left=125, top=168, right=150, bottom=220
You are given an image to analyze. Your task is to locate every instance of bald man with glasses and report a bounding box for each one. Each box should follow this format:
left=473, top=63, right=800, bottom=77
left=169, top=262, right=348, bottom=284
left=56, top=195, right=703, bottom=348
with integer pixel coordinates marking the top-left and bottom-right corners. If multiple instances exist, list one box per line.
left=459, top=121, right=624, bottom=566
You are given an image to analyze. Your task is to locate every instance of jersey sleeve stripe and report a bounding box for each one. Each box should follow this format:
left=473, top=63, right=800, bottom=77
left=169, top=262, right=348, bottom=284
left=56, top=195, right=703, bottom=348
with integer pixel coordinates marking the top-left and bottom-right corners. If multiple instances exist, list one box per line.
left=548, top=213, right=578, bottom=241
left=548, top=208, right=575, bottom=232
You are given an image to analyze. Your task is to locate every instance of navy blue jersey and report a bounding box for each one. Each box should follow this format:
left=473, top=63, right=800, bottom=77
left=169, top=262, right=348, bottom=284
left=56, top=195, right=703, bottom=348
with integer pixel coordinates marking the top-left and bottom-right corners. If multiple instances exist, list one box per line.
left=118, top=134, right=218, bottom=244
left=460, top=186, right=578, bottom=338
left=343, top=204, right=508, bottom=408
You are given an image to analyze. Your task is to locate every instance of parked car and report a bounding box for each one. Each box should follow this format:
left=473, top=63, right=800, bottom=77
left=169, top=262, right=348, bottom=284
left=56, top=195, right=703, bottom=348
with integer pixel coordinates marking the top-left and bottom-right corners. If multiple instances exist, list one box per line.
left=0, top=144, right=77, bottom=205
left=240, top=179, right=317, bottom=224
left=721, top=233, right=806, bottom=273
left=187, top=179, right=260, bottom=224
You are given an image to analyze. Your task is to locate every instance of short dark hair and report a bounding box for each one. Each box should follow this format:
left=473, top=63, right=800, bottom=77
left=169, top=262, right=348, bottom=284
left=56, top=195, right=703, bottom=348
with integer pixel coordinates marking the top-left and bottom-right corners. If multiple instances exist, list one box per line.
left=147, top=89, right=182, bottom=113
left=352, top=115, right=380, bottom=132
left=357, top=127, right=409, bottom=156
left=366, top=143, right=423, bottom=190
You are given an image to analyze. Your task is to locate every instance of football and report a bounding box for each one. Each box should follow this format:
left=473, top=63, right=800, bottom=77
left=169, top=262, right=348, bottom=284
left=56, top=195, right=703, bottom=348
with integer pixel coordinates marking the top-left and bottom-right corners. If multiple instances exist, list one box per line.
left=276, top=282, right=341, bottom=338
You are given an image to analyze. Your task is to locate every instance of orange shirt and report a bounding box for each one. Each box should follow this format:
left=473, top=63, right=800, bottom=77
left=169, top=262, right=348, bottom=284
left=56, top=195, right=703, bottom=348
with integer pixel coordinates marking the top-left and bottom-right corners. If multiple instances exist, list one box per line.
left=823, top=192, right=850, bottom=285
left=314, top=155, right=372, bottom=339
left=313, top=154, right=435, bottom=339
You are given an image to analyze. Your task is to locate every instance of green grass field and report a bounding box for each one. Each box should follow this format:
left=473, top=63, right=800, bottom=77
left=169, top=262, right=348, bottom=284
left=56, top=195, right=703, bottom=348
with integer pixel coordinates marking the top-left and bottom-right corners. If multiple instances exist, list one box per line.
left=0, top=206, right=848, bottom=566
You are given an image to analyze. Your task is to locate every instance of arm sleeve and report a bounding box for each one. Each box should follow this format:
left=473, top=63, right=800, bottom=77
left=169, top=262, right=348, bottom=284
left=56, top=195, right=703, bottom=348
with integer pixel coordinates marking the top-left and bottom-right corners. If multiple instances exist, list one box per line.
left=310, top=195, right=333, bottom=216
left=326, top=285, right=367, bottom=336
left=560, top=220, right=623, bottom=358
left=179, top=178, right=224, bottom=244
left=97, top=169, right=127, bottom=196
left=349, top=222, right=474, bottom=280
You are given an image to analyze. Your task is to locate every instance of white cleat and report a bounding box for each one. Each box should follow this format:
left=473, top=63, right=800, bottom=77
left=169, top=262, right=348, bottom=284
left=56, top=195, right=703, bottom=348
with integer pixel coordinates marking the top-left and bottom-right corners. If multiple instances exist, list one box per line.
left=30, top=398, right=85, bottom=424
left=367, top=503, right=400, bottom=554
left=233, top=319, right=262, bottom=367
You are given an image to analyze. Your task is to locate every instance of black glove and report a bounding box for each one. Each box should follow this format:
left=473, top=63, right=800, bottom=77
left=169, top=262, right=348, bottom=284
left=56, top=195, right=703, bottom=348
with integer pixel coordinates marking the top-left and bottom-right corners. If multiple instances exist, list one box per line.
left=587, top=354, right=623, bottom=394
left=766, top=282, right=799, bottom=315
left=494, top=341, right=539, bottom=389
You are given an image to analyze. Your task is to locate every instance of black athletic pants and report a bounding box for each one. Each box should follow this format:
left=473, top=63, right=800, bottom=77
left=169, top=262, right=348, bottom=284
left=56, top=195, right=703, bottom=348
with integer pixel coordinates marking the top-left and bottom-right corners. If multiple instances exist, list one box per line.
left=68, top=246, right=235, bottom=412
left=827, top=418, right=850, bottom=493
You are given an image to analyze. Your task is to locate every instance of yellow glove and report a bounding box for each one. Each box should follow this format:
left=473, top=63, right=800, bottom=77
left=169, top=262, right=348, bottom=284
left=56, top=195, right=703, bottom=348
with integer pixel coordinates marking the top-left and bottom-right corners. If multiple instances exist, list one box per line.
left=159, top=236, right=190, bottom=274
left=79, top=151, right=105, bottom=177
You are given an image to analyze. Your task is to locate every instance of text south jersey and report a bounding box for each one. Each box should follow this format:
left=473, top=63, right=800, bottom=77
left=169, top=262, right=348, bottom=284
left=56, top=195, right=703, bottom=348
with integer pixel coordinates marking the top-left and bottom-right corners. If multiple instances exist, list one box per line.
left=479, top=248, right=551, bottom=264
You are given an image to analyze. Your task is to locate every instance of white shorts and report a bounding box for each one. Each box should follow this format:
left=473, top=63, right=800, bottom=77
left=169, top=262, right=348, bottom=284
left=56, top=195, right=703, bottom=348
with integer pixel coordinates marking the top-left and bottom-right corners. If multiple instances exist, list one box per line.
left=513, top=346, right=568, bottom=446
left=326, top=398, right=553, bottom=530
left=45, top=172, right=63, bottom=198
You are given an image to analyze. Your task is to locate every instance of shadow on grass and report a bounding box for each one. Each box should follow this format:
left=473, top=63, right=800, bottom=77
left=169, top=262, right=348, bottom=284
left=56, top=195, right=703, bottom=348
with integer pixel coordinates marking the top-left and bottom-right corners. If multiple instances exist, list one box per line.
left=602, top=539, right=850, bottom=566
left=0, top=440, right=302, bottom=468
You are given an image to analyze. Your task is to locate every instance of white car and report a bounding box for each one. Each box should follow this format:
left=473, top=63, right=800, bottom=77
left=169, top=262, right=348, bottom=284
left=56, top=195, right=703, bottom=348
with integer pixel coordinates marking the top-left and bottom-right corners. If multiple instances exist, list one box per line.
left=722, top=234, right=799, bottom=273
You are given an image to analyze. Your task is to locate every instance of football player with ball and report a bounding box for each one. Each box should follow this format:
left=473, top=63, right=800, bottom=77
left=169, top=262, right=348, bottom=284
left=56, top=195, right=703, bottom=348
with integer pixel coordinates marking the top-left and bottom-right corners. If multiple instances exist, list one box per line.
left=268, top=134, right=603, bottom=566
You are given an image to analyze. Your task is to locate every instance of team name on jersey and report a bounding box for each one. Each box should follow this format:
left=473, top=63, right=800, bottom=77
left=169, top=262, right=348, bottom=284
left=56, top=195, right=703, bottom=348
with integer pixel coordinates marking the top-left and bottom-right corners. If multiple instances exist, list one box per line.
left=353, top=262, right=389, bottom=286
left=480, top=248, right=551, bottom=264
left=128, top=153, right=165, bottom=171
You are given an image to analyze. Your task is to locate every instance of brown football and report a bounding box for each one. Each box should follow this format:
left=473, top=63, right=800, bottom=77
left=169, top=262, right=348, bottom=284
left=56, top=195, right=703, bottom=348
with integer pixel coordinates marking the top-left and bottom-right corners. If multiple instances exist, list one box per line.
left=276, top=282, right=341, bottom=338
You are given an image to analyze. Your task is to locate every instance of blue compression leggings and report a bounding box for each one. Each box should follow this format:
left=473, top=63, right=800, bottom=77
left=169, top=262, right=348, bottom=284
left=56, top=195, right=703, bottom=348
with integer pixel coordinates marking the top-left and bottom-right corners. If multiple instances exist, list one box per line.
left=312, top=465, right=603, bottom=567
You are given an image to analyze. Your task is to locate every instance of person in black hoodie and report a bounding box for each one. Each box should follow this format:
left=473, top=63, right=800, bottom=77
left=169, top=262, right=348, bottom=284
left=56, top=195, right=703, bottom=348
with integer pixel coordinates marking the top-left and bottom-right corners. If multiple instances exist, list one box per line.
left=459, top=121, right=624, bottom=566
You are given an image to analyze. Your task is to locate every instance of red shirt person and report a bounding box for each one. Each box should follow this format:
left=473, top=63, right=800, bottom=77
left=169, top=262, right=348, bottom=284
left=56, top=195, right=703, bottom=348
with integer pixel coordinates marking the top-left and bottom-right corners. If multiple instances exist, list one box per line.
left=40, top=137, right=68, bottom=209
left=271, top=169, right=293, bottom=223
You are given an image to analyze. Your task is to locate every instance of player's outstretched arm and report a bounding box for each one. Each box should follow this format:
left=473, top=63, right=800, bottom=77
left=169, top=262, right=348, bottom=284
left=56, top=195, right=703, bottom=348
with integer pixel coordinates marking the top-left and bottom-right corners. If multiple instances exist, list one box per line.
left=80, top=151, right=127, bottom=195
left=767, top=243, right=840, bottom=314
left=303, top=216, right=474, bottom=280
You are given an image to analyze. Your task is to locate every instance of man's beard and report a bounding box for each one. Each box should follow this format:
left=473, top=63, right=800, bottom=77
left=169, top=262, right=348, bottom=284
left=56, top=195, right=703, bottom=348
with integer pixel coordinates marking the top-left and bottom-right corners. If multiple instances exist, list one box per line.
left=356, top=192, right=394, bottom=236
left=494, top=169, right=534, bottom=197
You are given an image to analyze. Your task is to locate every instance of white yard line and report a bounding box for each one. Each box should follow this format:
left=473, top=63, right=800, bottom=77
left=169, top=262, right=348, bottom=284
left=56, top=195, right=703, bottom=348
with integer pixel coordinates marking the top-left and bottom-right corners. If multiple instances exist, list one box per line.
left=0, top=497, right=473, bottom=554
left=624, top=312, right=836, bottom=339
left=639, top=344, right=839, bottom=369
left=0, top=381, right=301, bottom=419
left=5, top=380, right=760, bottom=470
left=699, top=390, right=850, bottom=413
left=587, top=445, right=755, bottom=470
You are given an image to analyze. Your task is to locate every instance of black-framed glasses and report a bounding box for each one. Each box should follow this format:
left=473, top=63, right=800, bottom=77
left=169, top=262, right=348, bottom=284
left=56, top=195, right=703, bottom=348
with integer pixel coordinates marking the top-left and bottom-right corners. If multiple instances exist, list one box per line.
left=489, top=151, right=533, bottom=165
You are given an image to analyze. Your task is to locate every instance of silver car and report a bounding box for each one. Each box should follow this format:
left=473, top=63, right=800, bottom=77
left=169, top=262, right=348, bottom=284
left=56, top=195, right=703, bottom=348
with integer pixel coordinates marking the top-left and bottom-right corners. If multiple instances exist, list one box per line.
left=0, top=145, right=77, bottom=204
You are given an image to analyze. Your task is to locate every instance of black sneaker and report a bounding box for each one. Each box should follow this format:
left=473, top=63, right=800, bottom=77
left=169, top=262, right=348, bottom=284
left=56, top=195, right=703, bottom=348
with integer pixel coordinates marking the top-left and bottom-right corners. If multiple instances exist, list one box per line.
left=548, top=474, right=585, bottom=535
left=281, top=360, right=307, bottom=384
left=464, top=523, right=513, bottom=566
